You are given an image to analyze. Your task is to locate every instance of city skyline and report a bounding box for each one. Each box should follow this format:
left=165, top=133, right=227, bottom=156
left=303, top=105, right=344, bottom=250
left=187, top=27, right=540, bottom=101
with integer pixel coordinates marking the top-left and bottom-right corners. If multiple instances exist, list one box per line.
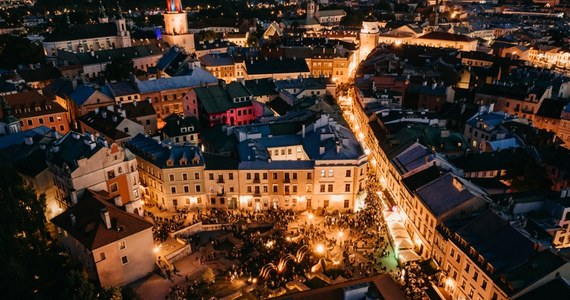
left=1, top=0, right=570, bottom=299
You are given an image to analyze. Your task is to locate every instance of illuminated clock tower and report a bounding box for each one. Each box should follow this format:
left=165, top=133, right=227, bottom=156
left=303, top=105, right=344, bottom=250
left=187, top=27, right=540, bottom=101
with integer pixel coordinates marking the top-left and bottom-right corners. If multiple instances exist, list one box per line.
left=163, top=0, right=195, bottom=53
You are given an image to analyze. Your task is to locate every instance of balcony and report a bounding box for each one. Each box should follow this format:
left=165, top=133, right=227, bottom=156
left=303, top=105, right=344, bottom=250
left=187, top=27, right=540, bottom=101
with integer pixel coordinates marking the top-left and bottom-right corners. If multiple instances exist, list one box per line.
left=283, top=178, right=291, bottom=183
left=284, top=190, right=290, bottom=195
left=253, top=178, right=260, bottom=183
left=217, top=178, right=225, bottom=183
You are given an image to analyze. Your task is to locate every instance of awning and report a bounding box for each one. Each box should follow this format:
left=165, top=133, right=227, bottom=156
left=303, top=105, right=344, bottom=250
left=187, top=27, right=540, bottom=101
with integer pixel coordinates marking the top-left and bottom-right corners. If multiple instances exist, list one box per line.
left=394, top=238, right=414, bottom=250
left=383, top=211, right=401, bottom=222
left=391, top=229, right=410, bottom=239
left=389, top=222, right=406, bottom=231
left=398, top=249, right=421, bottom=264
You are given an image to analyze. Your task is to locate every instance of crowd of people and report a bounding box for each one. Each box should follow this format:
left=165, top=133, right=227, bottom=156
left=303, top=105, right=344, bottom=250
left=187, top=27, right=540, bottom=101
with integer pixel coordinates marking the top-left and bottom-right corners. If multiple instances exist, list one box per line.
left=152, top=176, right=436, bottom=299
left=147, top=209, right=189, bottom=242
left=402, top=263, right=430, bottom=299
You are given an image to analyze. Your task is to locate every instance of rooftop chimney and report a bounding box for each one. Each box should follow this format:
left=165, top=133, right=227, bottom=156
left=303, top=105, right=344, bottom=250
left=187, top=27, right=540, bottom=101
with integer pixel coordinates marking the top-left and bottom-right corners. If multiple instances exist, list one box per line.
left=100, top=208, right=112, bottom=229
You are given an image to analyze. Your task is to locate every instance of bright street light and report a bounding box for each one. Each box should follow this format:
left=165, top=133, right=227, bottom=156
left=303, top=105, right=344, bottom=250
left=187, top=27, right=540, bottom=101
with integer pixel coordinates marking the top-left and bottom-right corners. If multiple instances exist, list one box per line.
left=315, top=244, right=325, bottom=255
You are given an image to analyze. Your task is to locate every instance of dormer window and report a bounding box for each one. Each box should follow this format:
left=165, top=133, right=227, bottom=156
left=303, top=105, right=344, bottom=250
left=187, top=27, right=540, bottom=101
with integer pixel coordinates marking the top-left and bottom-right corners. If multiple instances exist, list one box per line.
left=166, top=159, right=174, bottom=167
left=181, top=127, right=187, bottom=133
left=188, top=126, right=194, bottom=132
left=180, top=159, right=187, bottom=166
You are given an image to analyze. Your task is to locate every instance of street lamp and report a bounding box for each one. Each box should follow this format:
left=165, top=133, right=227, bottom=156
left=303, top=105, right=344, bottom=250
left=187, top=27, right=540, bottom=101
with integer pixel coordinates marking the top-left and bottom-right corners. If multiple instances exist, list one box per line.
left=315, top=243, right=325, bottom=255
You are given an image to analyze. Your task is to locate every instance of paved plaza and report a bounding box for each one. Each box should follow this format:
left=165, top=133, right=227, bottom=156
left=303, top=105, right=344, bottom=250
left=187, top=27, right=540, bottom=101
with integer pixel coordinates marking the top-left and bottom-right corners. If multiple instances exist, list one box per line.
left=130, top=180, right=432, bottom=299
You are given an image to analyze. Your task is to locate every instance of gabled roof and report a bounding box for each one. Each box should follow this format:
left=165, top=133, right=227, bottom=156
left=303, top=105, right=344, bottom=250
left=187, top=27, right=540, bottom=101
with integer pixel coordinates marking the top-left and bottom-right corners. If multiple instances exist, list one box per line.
left=106, top=81, right=139, bottom=97
left=194, top=85, right=252, bottom=114
left=478, top=83, right=547, bottom=101
left=162, top=114, right=201, bottom=138
left=126, top=133, right=204, bottom=168
left=392, top=143, right=432, bottom=175
left=51, top=190, right=152, bottom=250
left=135, top=68, right=218, bottom=94
left=302, top=121, right=364, bottom=160
left=267, top=97, right=292, bottom=115
left=0, top=126, right=52, bottom=150
left=79, top=107, right=130, bottom=141
left=43, top=23, right=119, bottom=42
left=453, top=210, right=554, bottom=294
left=0, top=129, right=55, bottom=176
left=70, top=44, right=164, bottom=66
left=121, top=100, right=156, bottom=118
left=244, top=78, right=277, bottom=97
left=155, top=46, right=190, bottom=76
left=536, top=98, right=568, bottom=119
left=3, top=91, right=66, bottom=119
left=416, top=173, right=478, bottom=217
left=69, top=85, right=98, bottom=106
left=199, top=53, right=234, bottom=67
left=452, top=148, right=531, bottom=172
left=466, top=111, right=507, bottom=129
left=245, top=57, right=310, bottom=75
left=226, top=82, right=251, bottom=99
left=42, top=78, right=74, bottom=100
left=402, top=165, right=443, bottom=192
left=46, top=131, right=104, bottom=171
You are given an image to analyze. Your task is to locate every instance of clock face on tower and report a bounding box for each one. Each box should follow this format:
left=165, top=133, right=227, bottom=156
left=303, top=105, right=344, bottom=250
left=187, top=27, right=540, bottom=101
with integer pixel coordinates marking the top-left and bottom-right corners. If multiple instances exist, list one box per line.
left=167, top=0, right=182, bottom=12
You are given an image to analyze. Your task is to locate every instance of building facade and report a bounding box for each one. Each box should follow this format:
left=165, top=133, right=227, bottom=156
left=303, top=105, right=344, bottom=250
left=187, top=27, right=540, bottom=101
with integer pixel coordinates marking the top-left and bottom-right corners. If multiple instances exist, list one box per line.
left=51, top=191, right=154, bottom=287
left=46, top=131, right=143, bottom=214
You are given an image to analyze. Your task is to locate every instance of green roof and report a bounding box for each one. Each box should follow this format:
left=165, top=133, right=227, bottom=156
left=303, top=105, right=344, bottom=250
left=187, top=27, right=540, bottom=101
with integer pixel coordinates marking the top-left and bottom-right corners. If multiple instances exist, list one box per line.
left=226, top=82, right=251, bottom=99
left=195, top=85, right=252, bottom=114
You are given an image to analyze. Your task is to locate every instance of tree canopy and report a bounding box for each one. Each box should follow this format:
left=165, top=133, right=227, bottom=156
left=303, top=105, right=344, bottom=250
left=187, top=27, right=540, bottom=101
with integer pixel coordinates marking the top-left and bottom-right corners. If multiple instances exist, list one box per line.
left=0, top=34, right=45, bottom=70
left=0, top=164, right=63, bottom=298
left=0, top=164, right=125, bottom=299
left=103, top=56, right=135, bottom=82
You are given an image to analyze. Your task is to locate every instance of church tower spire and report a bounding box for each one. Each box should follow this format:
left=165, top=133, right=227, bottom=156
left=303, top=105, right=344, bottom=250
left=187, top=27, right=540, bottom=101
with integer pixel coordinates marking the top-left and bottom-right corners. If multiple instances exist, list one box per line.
left=167, top=0, right=182, bottom=13
left=116, top=0, right=124, bottom=19
left=98, top=1, right=109, bottom=23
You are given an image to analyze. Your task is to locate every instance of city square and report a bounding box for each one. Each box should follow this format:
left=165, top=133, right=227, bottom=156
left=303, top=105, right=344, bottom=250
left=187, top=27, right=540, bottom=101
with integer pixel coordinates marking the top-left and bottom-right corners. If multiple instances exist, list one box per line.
left=132, top=176, right=436, bottom=299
